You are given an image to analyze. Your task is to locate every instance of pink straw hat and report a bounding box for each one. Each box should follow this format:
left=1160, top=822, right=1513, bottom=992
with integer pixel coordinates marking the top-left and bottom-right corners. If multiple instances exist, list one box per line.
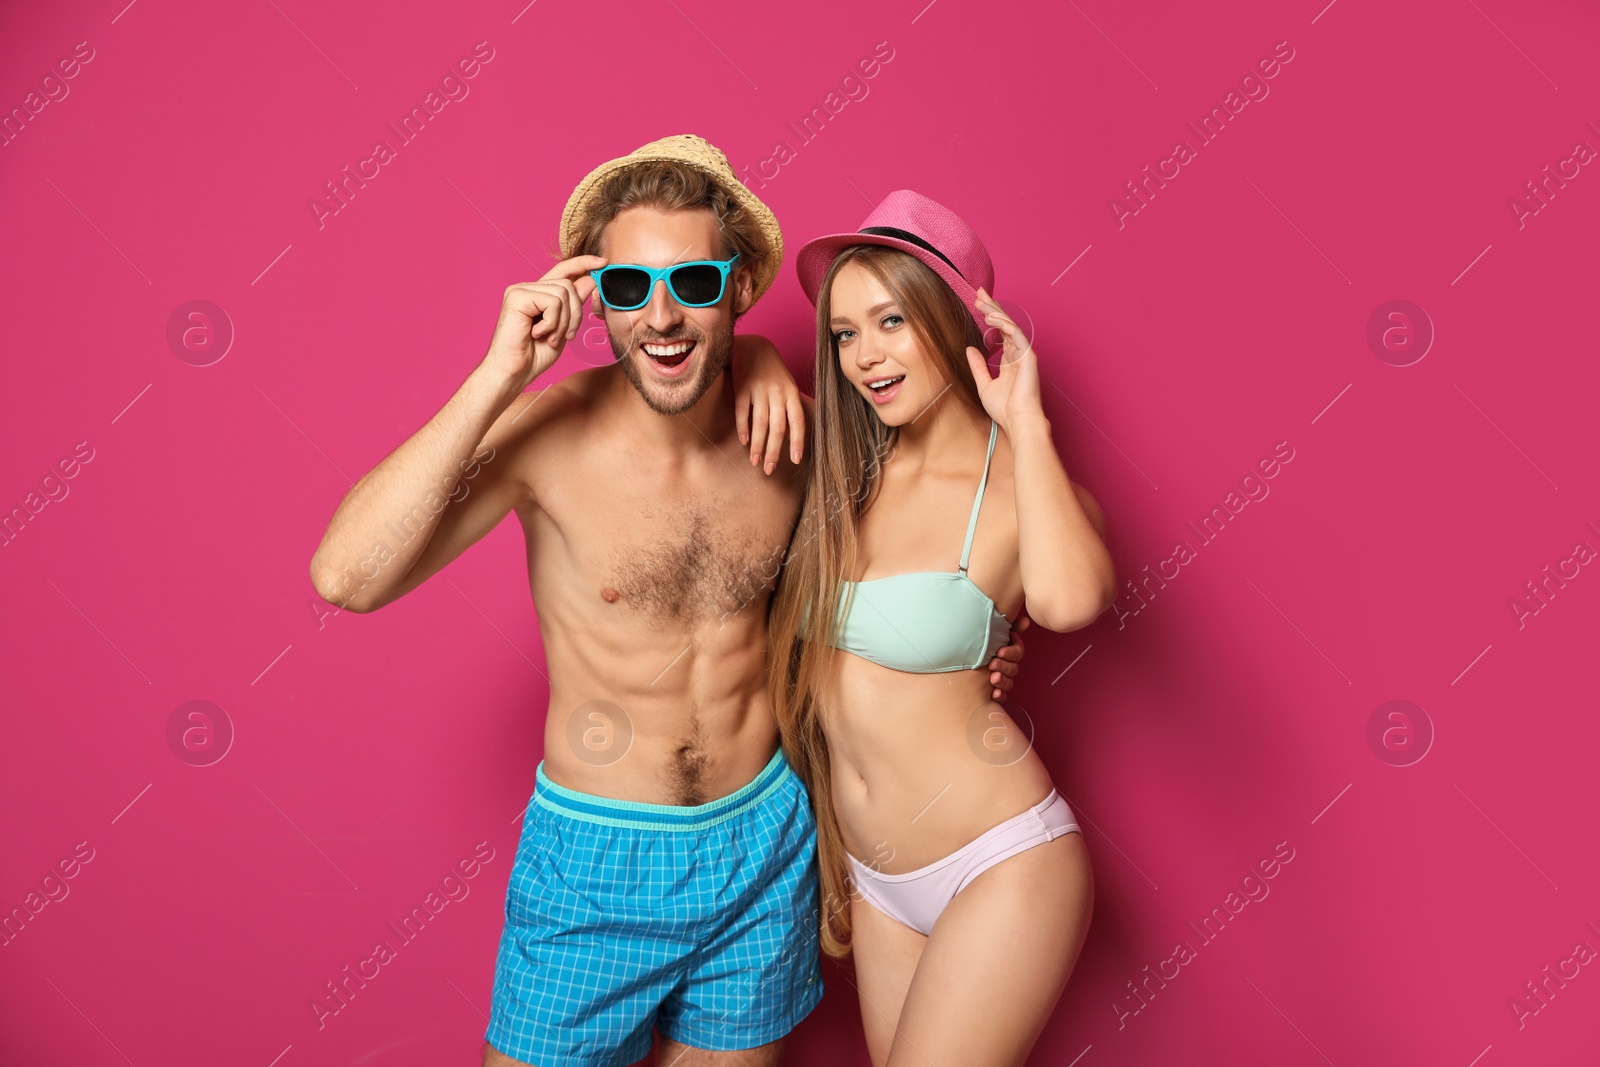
left=795, top=189, right=994, bottom=338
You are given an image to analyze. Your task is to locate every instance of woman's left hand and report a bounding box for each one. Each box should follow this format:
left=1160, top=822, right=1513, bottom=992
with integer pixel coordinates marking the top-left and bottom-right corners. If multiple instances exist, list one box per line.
left=731, top=333, right=807, bottom=473
left=964, top=288, right=1045, bottom=434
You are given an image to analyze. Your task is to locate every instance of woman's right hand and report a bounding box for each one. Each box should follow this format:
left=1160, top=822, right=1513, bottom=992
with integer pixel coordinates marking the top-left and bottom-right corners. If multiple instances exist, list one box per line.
left=481, top=255, right=607, bottom=391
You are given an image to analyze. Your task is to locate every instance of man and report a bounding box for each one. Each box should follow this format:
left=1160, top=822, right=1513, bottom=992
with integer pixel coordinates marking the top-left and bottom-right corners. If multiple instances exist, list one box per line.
left=309, top=134, right=1024, bottom=1066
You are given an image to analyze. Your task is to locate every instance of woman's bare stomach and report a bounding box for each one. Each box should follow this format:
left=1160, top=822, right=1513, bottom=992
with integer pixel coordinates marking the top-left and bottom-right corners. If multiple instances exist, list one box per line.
left=824, top=653, right=1058, bottom=874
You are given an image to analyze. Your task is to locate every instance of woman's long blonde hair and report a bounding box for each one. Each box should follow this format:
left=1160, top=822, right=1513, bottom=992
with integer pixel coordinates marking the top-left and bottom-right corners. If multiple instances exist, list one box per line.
left=767, top=245, right=989, bottom=957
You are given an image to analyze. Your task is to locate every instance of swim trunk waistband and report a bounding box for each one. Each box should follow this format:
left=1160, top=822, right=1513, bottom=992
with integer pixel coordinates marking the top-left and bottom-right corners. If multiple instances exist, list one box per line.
left=532, top=746, right=791, bottom=832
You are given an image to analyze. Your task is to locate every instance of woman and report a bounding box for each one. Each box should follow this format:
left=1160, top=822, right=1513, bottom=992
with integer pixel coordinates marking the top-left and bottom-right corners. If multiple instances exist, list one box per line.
left=767, top=190, right=1116, bottom=1066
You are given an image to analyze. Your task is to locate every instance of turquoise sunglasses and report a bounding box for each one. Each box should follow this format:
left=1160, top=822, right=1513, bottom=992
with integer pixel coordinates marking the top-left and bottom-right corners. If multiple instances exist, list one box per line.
left=589, top=253, right=740, bottom=311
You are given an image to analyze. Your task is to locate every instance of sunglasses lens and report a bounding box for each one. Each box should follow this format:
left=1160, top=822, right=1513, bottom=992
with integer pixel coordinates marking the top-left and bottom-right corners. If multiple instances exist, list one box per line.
left=600, top=268, right=651, bottom=309
left=668, top=264, right=724, bottom=306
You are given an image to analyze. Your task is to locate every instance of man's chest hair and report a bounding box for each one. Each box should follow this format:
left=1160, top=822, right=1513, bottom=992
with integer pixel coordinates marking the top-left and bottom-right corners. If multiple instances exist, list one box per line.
left=529, top=432, right=801, bottom=622
left=597, top=498, right=792, bottom=623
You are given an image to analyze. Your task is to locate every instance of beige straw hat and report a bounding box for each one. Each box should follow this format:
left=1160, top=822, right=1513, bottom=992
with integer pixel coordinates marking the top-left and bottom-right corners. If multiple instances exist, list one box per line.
left=558, top=134, right=784, bottom=305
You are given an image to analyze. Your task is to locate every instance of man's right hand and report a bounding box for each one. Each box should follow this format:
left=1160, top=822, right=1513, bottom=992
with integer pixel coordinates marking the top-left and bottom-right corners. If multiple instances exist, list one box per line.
left=482, top=255, right=607, bottom=392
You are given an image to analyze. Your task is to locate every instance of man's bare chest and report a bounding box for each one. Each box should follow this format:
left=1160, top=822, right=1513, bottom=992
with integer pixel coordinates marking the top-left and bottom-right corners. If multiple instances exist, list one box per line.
left=528, top=470, right=799, bottom=625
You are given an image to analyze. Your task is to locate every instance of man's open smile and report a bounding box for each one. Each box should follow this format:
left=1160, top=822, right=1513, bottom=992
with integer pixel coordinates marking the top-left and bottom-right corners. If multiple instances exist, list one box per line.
left=639, top=337, right=698, bottom=377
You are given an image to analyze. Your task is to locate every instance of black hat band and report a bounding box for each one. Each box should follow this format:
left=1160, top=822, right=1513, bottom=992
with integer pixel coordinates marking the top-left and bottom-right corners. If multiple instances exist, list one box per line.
left=858, top=226, right=964, bottom=280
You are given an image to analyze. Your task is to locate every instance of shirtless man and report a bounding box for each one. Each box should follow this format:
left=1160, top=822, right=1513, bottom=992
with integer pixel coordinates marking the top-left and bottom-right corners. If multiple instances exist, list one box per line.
left=309, top=135, right=1024, bottom=1066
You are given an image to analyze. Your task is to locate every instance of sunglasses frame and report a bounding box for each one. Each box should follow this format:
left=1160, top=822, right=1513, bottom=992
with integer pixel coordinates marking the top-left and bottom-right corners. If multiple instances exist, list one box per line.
left=589, top=253, right=742, bottom=312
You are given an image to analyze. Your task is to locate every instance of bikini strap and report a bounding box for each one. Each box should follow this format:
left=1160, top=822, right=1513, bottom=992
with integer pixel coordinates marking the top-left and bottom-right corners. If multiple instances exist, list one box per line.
left=959, top=420, right=1000, bottom=575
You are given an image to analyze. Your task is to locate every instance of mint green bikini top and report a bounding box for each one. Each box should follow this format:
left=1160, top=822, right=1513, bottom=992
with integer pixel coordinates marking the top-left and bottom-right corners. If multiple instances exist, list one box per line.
left=813, top=419, right=1012, bottom=674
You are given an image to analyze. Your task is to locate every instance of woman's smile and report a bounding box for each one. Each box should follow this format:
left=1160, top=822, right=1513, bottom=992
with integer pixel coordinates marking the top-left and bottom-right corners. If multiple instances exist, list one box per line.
left=863, top=372, right=906, bottom=405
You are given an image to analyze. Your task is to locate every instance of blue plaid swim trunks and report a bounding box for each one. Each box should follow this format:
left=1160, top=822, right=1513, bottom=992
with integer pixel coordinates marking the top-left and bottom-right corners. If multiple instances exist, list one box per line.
left=485, top=746, right=824, bottom=1067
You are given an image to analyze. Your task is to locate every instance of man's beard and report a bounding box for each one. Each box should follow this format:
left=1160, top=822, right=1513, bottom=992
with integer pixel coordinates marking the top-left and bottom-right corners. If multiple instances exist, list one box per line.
left=609, top=317, right=734, bottom=415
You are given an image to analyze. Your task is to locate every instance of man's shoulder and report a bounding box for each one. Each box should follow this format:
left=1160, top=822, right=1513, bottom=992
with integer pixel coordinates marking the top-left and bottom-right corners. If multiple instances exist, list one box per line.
left=498, top=365, right=609, bottom=440
left=483, top=366, right=617, bottom=502
left=473, top=371, right=602, bottom=513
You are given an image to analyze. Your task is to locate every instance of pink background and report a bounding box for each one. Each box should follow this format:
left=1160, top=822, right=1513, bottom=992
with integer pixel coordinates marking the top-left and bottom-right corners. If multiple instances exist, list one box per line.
left=3, top=0, right=1598, bottom=1064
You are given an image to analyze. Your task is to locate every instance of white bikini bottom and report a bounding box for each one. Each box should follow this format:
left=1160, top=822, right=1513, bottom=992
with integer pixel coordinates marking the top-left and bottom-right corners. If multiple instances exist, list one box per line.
left=845, top=789, right=1081, bottom=936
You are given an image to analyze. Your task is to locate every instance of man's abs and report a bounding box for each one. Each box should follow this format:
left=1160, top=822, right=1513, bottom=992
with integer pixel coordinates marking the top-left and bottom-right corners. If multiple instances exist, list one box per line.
left=536, top=599, right=782, bottom=806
